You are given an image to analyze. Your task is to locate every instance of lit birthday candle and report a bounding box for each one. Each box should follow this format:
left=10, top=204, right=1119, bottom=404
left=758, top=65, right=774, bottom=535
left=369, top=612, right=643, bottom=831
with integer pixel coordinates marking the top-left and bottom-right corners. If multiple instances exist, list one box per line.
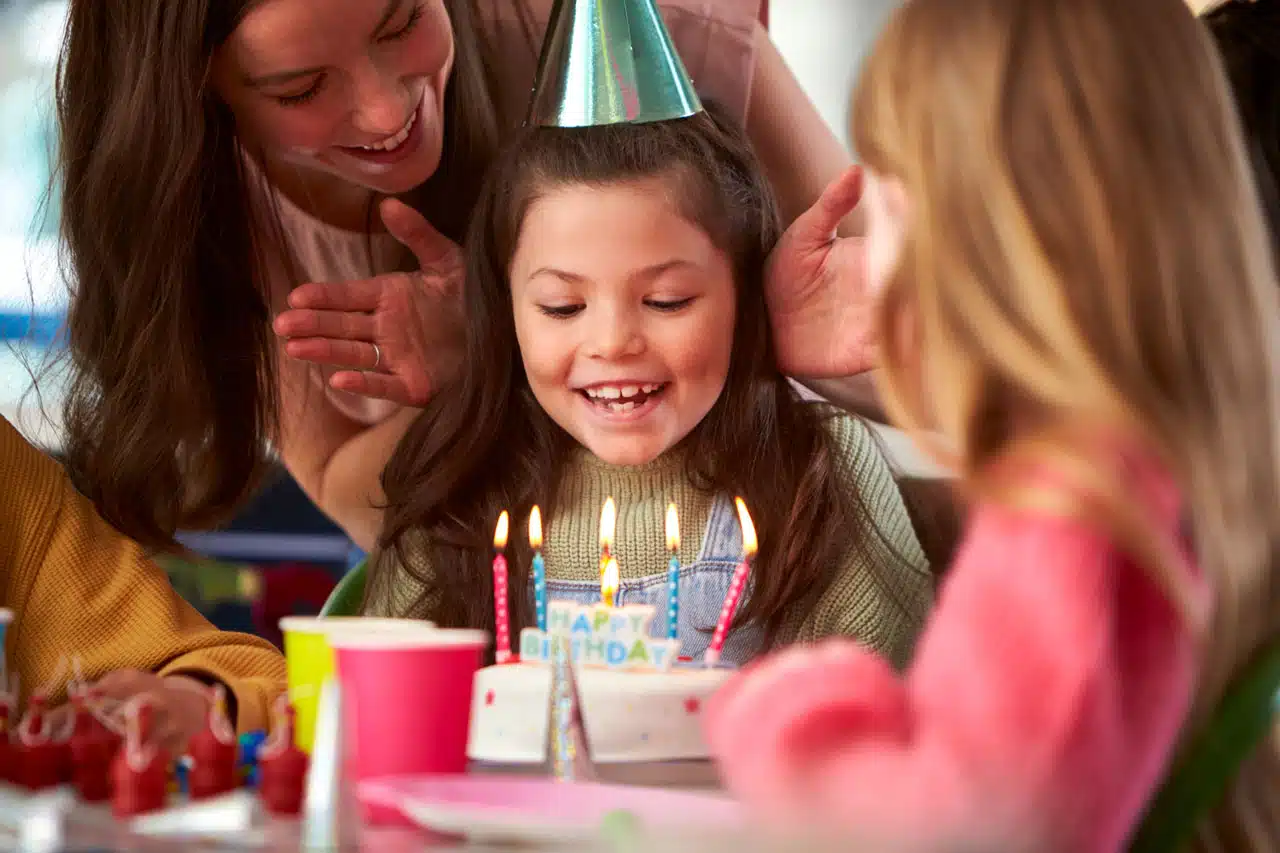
left=601, top=555, right=620, bottom=609
left=665, top=504, right=680, bottom=641
left=492, top=511, right=512, bottom=663
left=530, top=506, right=547, bottom=632
left=599, top=497, right=616, bottom=582
left=705, top=498, right=757, bottom=667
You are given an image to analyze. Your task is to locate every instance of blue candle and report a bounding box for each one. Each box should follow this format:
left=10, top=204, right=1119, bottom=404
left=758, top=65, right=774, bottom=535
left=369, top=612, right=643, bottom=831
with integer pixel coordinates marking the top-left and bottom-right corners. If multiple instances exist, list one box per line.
left=531, top=506, right=548, bottom=631
left=665, top=504, right=680, bottom=641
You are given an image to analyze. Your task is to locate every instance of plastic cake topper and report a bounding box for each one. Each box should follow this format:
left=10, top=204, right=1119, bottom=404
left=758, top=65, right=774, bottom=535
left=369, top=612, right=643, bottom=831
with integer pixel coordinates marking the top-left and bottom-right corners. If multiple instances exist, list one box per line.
left=519, top=601, right=680, bottom=671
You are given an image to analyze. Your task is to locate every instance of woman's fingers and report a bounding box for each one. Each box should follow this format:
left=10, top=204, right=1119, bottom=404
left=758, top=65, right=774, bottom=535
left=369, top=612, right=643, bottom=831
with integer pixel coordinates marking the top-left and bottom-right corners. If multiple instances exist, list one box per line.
left=287, top=279, right=384, bottom=312
left=284, top=338, right=381, bottom=370
left=329, top=370, right=419, bottom=405
left=274, top=308, right=377, bottom=341
left=806, top=166, right=864, bottom=243
left=778, top=166, right=864, bottom=260
left=381, top=198, right=461, bottom=270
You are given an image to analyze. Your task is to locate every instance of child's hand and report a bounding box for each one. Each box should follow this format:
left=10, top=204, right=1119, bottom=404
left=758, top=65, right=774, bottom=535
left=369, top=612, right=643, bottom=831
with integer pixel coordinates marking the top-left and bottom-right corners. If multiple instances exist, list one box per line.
left=91, top=671, right=217, bottom=754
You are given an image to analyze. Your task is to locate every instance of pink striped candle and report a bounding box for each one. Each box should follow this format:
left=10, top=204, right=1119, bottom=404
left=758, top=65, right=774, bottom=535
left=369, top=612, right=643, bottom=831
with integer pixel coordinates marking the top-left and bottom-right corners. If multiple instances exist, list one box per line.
left=704, top=498, right=757, bottom=667
left=492, top=511, right=512, bottom=663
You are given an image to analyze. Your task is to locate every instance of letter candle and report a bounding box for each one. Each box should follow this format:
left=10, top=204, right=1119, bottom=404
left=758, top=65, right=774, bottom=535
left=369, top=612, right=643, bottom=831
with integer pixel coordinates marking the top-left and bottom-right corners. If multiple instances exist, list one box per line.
left=704, top=498, right=757, bottom=667
left=492, top=511, right=512, bottom=663
left=599, top=497, right=616, bottom=582
left=665, top=504, right=680, bottom=640
left=530, top=506, right=547, bottom=632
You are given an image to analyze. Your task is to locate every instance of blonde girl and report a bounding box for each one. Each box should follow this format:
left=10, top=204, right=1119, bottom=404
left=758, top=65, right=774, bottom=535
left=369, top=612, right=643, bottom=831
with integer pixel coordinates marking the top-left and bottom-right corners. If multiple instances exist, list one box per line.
left=706, top=0, right=1280, bottom=850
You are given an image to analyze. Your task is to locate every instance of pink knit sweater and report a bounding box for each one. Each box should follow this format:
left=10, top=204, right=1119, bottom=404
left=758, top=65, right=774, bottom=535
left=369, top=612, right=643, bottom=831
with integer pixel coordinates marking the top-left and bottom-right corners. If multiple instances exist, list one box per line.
left=707, top=458, right=1207, bottom=852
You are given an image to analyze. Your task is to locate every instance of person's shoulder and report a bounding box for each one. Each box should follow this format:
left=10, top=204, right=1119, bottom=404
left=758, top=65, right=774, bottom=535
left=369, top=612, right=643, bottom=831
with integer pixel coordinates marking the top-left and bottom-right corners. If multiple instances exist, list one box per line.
left=810, top=404, right=883, bottom=470
left=0, top=415, right=24, bottom=452
left=0, top=415, right=63, bottom=493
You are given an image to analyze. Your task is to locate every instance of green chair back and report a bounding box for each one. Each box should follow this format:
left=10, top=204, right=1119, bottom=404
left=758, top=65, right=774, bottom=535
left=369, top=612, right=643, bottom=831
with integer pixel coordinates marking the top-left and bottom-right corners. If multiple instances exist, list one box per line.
left=319, top=560, right=368, bottom=618
left=1130, top=642, right=1280, bottom=851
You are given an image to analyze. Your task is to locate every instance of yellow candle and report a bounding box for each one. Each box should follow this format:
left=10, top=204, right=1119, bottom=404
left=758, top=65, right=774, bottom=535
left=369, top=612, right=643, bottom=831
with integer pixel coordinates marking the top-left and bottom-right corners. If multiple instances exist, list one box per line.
left=601, top=556, right=620, bottom=608
left=599, top=497, right=616, bottom=580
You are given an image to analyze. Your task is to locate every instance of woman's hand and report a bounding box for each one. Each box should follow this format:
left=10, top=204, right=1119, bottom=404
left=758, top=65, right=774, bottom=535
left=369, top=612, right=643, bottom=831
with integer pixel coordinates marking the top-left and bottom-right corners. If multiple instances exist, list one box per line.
left=766, top=166, right=878, bottom=379
left=273, top=198, right=465, bottom=406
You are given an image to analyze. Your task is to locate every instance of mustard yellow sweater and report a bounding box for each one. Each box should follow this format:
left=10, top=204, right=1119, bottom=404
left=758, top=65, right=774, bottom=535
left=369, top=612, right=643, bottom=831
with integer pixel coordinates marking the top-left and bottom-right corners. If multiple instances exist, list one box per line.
left=370, top=411, right=934, bottom=668
left=0, top=416, right=286, bottom=731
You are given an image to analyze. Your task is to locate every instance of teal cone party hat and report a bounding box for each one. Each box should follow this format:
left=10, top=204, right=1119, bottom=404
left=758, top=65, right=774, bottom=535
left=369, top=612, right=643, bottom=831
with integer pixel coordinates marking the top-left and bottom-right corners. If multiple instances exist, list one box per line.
left=526, top=0, right=704, bottom=128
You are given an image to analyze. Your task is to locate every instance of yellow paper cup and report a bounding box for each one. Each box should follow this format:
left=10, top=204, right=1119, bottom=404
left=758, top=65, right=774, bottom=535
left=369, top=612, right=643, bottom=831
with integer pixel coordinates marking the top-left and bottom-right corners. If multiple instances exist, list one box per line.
left=279, top=617, right=434, bottom=752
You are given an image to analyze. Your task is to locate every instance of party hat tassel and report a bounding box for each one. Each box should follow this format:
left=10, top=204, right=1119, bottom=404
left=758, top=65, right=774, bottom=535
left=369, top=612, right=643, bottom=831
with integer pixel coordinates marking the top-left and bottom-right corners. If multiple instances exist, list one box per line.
left=546, top=636, right=597, bottom=782
left=527, top=0, right=703, bottom=128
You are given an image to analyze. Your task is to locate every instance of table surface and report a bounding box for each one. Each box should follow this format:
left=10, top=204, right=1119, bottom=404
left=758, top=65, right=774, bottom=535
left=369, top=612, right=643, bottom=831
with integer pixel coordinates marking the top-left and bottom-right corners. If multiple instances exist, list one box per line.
left=0, top=789, right=800, bottom=853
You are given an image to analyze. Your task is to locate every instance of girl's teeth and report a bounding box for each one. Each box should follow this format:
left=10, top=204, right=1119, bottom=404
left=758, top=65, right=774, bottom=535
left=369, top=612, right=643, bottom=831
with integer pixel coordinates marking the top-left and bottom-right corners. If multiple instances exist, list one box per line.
left=620, top=385, right=638, bottom=397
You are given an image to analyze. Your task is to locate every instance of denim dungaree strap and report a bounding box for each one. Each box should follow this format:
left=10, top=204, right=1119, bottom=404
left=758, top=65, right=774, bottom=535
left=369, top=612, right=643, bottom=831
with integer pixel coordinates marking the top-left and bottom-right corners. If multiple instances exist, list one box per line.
left=536, top=495, right=763, bottom=668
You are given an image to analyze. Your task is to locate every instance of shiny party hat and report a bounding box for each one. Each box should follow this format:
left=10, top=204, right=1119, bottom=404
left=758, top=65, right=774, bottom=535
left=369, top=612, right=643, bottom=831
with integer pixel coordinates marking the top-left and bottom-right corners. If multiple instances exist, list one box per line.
left=545, top=635, right=597, bottom=781
left=526, top=0, right=703, bottom=128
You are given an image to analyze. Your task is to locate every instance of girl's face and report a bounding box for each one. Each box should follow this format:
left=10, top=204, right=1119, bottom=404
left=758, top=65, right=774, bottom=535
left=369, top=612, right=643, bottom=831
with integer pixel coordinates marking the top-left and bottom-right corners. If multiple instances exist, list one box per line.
left=509, top=179, right=737, bottom=467
left=213, top=0, right=454, bottom=196
left=862, top=168, right=910, bottom=295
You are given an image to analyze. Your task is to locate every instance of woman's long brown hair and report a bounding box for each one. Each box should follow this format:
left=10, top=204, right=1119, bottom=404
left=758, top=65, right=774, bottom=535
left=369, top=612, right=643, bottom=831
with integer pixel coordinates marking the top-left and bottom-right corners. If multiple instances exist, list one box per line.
left=855, top=0, right=1280, bottom=847
left=371, top=107, right=918, bottom=646
left=53, top=0, right=512, bottom=547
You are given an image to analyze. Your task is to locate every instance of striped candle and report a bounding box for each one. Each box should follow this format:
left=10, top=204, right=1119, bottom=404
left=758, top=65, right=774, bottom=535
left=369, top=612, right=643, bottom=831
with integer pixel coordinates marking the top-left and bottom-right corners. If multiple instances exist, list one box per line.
left=665, top=504, right=680, bottom=641
left=530, top=506, right=547, bottom=632
left=704, top=498, right=756, bottom=667
left=492, top=511, right=512, bottom=663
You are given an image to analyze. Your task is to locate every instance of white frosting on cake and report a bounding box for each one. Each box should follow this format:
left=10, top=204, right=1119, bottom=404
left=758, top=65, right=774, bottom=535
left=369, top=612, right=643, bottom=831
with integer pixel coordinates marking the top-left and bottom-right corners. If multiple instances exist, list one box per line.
left=467, top=662, right=729, bottom=764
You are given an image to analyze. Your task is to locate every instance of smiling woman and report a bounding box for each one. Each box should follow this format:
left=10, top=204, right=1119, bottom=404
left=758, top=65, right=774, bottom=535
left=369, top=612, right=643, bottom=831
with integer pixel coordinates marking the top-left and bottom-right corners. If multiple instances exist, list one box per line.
left=213, top=0, right=458, bottom=206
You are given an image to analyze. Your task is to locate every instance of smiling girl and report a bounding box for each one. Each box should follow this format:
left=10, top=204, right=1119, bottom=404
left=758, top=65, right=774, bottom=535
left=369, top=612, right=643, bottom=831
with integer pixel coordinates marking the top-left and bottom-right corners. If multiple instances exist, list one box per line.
left=364, top=107, right=933, bottom=668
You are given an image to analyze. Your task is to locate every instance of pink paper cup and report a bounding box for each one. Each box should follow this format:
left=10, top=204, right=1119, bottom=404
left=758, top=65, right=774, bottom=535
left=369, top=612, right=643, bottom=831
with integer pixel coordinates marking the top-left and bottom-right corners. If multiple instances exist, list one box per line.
left=329, top=628, right=489, bottom=823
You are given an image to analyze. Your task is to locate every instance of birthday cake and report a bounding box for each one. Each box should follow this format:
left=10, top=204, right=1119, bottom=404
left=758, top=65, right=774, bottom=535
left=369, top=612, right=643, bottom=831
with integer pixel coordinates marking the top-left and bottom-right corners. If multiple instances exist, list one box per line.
left=467, top=599, right=729, bottom=770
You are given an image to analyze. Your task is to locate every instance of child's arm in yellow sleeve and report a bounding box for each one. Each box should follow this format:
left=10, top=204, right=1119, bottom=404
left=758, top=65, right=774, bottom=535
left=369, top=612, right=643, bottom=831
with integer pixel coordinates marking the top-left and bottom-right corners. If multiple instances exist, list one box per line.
left=0, top=416, right=286, bottom=732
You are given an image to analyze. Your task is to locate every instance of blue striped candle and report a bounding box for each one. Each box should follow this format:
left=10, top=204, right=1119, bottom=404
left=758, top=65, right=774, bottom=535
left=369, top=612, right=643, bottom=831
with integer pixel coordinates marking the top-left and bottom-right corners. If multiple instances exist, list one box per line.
left=665, top=504, right=680, bottom=641
left=530, top=507, right=548, bottom=632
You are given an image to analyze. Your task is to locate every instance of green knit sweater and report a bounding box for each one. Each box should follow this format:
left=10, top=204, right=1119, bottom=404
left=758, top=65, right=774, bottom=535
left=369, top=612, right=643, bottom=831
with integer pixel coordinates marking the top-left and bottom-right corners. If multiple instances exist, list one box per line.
left=368, top=411, right=934, bottom=668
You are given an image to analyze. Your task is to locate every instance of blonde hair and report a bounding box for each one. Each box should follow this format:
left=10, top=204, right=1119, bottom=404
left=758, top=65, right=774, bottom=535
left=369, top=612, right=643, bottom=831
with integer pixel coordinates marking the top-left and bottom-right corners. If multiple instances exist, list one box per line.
left=853, top=0, right=1280, bottom=847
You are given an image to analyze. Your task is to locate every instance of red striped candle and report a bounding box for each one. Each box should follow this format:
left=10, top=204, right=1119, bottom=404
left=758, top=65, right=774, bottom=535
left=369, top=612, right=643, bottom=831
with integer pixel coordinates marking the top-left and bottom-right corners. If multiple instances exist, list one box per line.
left=705, top=498, right=757, bottom=667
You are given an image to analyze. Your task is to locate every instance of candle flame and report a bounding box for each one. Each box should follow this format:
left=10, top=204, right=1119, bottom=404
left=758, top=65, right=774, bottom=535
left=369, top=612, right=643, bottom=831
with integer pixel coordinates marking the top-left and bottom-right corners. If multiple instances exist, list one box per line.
left=494, top=510, right=510, bottom=550
left=601, top=556, right=619, bottom=607
left=599, top=497, right=616, bottom=551
left=666, top=503, right=680, bottom=552
left=735, top=497, right=757, bottom=557
left=529, top=505, right=543, bottom=550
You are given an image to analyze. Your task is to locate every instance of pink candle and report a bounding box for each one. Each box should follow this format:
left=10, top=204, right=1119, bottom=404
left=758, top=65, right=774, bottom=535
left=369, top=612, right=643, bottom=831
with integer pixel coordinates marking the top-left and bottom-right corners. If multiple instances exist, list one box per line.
left=492, top=511, right=512, bottom=663
left=705, top=498, right=757, bottom=667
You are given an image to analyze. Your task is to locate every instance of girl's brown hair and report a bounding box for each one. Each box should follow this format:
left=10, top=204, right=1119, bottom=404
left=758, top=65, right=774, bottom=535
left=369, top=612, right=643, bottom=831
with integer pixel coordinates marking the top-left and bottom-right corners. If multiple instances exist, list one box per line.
left=371, top=106, right=917, bottom=645
left=54, top=0, right=513, bottom=547
left=854, top=0, right=1280, bottom=846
